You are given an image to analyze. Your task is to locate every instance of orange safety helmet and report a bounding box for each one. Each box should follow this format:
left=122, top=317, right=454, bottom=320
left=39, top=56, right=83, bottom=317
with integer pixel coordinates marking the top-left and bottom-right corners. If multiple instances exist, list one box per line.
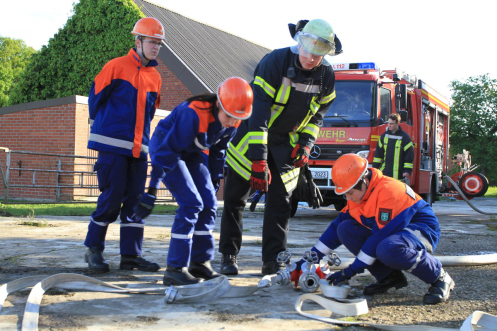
left=131, top=17, right=166, bottom=40
left=332, top=154, right=369, bottom=195
left=217, top=77, right=253, bottom=120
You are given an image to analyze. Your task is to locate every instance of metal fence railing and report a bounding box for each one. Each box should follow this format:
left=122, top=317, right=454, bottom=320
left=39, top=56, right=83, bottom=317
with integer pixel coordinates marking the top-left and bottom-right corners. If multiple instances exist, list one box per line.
left=0, top=147, right=173, bottom=204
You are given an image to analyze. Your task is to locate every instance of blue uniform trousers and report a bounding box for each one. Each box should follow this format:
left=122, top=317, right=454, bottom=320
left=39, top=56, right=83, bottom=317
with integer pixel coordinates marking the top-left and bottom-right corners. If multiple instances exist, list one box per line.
left=337, top=219, right=441, bottom=284
left=84, top=151, right=147, bottom=256
left=164, top=153, right=217, bottom=267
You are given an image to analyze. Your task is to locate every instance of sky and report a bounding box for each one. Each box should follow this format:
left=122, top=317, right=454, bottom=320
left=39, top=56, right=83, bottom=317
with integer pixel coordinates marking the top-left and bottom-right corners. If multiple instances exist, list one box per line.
left=2, top=0, right=497, bottom=100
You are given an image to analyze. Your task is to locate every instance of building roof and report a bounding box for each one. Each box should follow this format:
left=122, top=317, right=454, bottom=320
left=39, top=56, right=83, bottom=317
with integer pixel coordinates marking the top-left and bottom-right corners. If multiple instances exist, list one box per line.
left=134, top=0, right=271, bottom=94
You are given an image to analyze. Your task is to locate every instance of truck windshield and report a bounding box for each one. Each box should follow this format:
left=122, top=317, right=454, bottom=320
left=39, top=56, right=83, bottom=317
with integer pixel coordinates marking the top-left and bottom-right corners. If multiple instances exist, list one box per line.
left=323, top=81, right=374, bottom=127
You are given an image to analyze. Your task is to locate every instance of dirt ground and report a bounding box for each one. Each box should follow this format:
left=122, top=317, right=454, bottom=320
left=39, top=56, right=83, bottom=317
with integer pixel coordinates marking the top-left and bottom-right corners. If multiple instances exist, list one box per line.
left=0, top=198, right=496, bottom=330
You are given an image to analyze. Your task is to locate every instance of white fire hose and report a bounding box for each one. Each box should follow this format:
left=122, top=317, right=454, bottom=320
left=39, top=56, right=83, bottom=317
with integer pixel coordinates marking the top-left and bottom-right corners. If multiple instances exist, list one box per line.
left=2, top=254, right=497, bottom=330
left=0, top=273, right=268, bottom=331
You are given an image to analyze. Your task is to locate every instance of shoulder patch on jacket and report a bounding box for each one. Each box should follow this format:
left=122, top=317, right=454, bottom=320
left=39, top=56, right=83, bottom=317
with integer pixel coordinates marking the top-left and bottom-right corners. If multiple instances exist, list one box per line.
left=378, top=208, right=392, bottom=226
left=406, top=184, right=416, bottom=200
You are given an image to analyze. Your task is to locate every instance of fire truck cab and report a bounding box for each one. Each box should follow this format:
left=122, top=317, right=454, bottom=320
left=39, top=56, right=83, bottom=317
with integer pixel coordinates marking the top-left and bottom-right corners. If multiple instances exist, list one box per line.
left=307, top=62, right=450, bottom=211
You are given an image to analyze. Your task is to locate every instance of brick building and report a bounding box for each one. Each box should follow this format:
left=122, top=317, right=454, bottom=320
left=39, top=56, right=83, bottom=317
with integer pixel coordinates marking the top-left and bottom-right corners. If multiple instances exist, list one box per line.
left=0, top=1, right=270, bottom=201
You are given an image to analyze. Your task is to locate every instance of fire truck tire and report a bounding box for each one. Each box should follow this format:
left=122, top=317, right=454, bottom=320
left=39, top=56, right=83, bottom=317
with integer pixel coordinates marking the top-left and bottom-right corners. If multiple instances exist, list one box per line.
left=334, top=201, right=346, bottom=212
left=459, top=172, right=489, bottom=198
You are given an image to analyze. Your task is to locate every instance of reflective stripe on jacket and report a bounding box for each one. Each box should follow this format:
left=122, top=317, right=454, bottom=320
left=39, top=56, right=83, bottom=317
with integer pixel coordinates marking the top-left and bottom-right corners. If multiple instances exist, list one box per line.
left=226, top=47, right=336, bottom=193
left=88, top=48, right=161, bottom=160
left=372, top=126, right=414, bottom=179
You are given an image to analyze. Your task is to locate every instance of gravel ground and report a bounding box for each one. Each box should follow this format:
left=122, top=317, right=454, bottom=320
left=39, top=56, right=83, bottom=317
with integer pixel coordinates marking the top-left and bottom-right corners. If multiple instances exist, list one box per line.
left=340, top=232, right=497, bottom=329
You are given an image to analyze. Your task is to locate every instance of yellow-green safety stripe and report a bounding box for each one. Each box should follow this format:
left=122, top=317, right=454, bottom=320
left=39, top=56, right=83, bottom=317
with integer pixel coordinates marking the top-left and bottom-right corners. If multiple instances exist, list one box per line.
left=254, top=76, right=275, bottom=98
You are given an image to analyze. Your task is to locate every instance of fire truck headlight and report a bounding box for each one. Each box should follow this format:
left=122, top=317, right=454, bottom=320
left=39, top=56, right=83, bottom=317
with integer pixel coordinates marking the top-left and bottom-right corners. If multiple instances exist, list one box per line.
left=356, top=151, right=369, bottom=159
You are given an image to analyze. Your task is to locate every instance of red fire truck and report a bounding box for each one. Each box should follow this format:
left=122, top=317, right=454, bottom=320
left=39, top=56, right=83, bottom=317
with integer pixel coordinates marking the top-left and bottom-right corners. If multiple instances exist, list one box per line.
left=306, top=62, right=452, bottom=211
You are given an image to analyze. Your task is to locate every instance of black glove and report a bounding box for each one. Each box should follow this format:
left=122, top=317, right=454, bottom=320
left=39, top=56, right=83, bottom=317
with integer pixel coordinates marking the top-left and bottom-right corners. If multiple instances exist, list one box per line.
left=304, top=164, right=323, bottom=209
left=134, top=193, right=156, bottom=219
left=212, top=178, right=221, bottom=192
left=249, top=190, right=263, bottom=212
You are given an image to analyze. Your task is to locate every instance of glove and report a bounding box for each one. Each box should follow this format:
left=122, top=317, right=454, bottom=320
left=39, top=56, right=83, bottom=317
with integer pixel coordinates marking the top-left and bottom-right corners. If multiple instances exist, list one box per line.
left=133, top=193, right=156, bottom=220
left=304, top=165, right=323, bottom=209
left=250, top=160, right=271, bottom=192
left=249, top=190, right=263, bottom=212
left=212, top=178, right=221, bottom=192
left=326, top=267, right=356, bottom=285
left=291, top=145, right=310, bottom=168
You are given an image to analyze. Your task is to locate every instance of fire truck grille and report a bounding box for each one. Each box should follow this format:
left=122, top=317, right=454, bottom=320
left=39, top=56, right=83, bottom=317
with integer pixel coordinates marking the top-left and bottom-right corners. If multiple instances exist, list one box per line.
left=309, top=144, right=369, bottom=161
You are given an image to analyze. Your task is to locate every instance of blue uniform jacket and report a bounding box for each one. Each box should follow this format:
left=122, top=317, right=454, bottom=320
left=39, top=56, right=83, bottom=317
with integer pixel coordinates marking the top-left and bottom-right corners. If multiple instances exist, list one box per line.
left=88, top=48, right=161, bottom=160
left=311, top=169, right=440, bottom=274
left=149, top=100, right=237, bottom=188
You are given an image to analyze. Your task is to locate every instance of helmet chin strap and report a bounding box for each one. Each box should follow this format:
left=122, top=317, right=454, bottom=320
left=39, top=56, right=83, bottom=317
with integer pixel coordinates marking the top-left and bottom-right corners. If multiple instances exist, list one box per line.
left=138, top=38, right=151, bottom=62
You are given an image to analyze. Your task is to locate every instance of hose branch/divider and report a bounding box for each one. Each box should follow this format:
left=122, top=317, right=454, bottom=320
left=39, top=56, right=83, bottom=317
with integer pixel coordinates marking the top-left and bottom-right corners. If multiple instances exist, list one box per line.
left=443, top=173, right=495, bottom=217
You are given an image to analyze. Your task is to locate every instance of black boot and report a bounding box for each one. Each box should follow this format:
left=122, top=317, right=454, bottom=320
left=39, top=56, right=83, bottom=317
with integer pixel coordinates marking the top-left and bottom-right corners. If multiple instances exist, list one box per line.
left=220, top=254, right=238, bottom=275
left=120, top=255, right=160, bottom=272
left=261, top=261, right=286, bottom=275
left=189, top=261, right=221, bottom=280
left=363, top=270, right=408, bottom=295
left=423, top=269, right=455, bottom=304
left=163, top=265, right=204, bottom=286
left=84, top=248, right=110, bottom=272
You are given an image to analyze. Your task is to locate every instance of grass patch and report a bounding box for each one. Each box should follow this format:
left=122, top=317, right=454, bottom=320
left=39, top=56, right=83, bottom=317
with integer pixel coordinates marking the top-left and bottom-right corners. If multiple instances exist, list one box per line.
left=0, top=203, right=178, bottom=217
left=484, top=186, right=497, bottom=198
left=17, top=219, right=50, bottom=227
left=468, top=220, right=497, bottom=231
left=4, top=254, right=24, bottom=265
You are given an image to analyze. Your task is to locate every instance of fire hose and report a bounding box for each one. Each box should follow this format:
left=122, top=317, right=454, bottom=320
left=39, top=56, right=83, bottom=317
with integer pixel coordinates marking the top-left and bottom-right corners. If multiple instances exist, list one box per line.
left=2, top=251, right=497, bottom=330
left=0, top=273, right=268, bottom=331
left=260, top=250, right=497, bottom=330
left=443, top=173, right=495, bottom=216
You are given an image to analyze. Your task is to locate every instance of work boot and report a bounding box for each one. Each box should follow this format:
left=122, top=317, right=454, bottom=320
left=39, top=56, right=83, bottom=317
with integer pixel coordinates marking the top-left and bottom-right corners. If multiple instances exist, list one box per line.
left=120, top=255, right=160, bottom=272
left=84, top=248, right=110, bottom=272
left=363, top=270, right=408, bottom=295
left=261, top=261, right=286, bottom=275
left=220, top=254, right=238, bottom=275
left=423, top=269, right=455, bottom=304
left=189, top=260, right=221, bottom=280
left=163, top=265, right=204, bottom=286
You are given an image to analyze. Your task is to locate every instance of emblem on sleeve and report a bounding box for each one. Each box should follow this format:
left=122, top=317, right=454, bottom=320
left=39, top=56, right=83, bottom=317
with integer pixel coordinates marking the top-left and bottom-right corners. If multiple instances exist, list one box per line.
left=405, top=184, right=416, bottom=200
left=378, top=208, right=392, bottom=226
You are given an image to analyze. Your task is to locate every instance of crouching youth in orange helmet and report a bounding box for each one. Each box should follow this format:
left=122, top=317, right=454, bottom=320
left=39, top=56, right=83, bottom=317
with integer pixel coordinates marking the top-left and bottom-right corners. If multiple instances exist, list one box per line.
left=307, top=153, right=455, bottom=304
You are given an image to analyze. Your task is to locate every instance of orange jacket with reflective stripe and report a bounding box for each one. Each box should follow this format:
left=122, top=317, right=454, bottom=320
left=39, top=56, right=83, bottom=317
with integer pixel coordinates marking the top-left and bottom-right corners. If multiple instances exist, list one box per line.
left=88, top=48, right=161, bottom=160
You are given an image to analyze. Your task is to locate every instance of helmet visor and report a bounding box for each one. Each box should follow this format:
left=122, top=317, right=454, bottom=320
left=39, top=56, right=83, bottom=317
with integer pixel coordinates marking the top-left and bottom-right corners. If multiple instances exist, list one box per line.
left=296, top=32, right=335, bottom=56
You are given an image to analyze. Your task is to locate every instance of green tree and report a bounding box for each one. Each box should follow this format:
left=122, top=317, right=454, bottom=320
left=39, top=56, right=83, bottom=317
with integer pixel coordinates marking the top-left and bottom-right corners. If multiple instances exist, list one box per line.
left=450, top=74, right=497, bottom=185
left=9, top=0, right=144, bottom=106
left=0, top=37, right=36, bottom=107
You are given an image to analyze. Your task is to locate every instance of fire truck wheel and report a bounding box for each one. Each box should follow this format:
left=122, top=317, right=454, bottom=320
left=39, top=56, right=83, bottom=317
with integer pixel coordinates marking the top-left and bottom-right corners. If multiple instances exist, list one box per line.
left=459, top=172, right=489, bottom=198
left=334, top=201, right=347, bottom=212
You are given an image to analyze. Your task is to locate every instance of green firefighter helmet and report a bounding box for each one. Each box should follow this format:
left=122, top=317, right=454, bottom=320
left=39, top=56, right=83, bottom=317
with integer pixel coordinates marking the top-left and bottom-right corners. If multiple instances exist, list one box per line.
left=296, top=19, right=335, bottom=56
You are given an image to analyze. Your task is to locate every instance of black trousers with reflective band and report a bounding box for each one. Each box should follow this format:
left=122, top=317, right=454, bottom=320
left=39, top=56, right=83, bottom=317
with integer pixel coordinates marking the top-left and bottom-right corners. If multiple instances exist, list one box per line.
left=219, top=150, right=293, bottom=262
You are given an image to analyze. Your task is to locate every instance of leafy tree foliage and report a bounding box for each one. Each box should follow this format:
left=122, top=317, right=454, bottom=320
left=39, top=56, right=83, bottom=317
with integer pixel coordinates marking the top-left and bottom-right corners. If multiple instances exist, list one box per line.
left=450, top=74, right=497, bottom=184
left=9, top=0, right=144, bottom=106
left=0, top=37, right=36, bottom=107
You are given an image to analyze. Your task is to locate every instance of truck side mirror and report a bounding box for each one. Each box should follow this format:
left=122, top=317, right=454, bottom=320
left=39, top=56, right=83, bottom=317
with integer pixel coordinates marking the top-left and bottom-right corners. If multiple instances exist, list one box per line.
left=398, top=110, right=408, bottom=122
left=395, top=84, right=408, bottom=110
left=378, top=118, right=385, bottom=125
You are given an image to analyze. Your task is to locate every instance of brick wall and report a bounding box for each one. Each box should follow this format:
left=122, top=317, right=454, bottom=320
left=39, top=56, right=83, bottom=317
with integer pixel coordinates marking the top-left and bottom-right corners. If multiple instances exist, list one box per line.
left=156, top=58, right=193, bottom=111
left=0, top=103, right=80, bottom=200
